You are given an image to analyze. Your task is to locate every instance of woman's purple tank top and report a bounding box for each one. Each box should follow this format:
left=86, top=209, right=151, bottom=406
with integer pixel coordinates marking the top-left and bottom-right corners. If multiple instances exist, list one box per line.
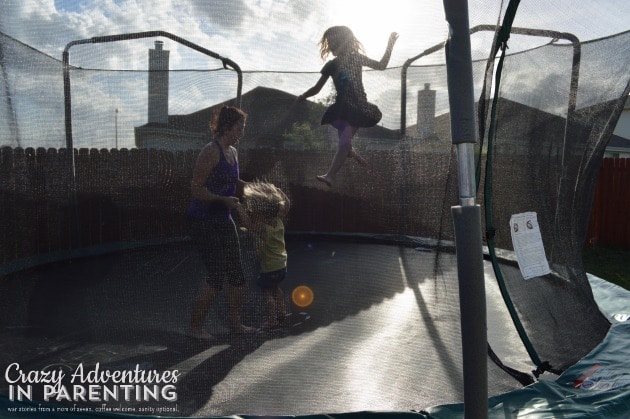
left=188, top=141, right=239, bottom=221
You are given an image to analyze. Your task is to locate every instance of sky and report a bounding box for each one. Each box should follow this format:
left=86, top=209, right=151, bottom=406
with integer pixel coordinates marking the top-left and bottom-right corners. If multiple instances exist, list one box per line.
left=0, top=0, right=628, bottom=148
left=2, top=0, right=628, bottom=70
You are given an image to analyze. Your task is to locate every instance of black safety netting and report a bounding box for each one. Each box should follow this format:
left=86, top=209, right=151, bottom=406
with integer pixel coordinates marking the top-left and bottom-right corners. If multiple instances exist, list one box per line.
left=0, top=12, right=629, bottom=418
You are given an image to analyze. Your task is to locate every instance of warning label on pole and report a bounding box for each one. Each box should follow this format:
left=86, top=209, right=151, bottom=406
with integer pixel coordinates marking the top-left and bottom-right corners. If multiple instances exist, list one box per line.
left=509, top=212, right=551, bottom=280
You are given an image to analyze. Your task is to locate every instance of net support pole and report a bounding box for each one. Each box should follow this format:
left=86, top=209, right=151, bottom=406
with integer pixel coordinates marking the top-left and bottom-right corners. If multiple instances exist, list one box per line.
left=443, top=0, right=488, bottom=417
left=451, top=205, right=487, bottom=417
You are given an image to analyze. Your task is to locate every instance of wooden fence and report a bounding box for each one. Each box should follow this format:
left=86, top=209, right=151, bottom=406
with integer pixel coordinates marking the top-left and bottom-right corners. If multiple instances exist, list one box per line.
left=0, top=147, right=627, bottom=271
left=586, top=158, right=630, bottom=248
left=0, top=147, right=197, bottom=268
left=0, top=146, right=420, bottom=269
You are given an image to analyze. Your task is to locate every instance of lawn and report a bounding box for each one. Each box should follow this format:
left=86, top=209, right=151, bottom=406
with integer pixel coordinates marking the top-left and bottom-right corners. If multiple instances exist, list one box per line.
left=582, top=245, right=630, bottom=291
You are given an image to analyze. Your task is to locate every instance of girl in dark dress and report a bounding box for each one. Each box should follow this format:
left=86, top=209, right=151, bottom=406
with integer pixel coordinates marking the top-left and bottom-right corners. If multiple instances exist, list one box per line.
left=298, top=26, right=398, bottom=187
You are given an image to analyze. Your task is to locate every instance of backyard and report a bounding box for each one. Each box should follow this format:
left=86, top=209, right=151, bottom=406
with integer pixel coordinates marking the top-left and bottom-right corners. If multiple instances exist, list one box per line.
left=583, top=245, right=630, bottom=291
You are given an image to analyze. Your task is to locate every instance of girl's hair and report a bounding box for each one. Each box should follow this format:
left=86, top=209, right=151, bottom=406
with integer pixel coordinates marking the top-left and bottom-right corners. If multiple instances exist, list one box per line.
left=319, top=26, right=364, bottom=60
left=241, top=181, right=288, bottom=223
left=210, top=105, right=247, bottom=137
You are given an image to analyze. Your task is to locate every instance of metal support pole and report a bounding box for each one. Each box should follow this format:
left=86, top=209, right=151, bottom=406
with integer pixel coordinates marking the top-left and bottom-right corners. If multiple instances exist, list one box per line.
left=115, top=108, right=119, bottom=149
left=63, top=50, right=81, bottom=249
left=452, top=205, right=487, bottom=418
left=62, top=31, right=243, bottom=250
left=443, top=0, right=488, bottom=417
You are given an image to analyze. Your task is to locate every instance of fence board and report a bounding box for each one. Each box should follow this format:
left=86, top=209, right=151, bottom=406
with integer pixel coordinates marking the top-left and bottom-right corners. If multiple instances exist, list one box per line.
left=0, top=149, right=627, bottom=270
left=586, top=158, right=630, bottom=248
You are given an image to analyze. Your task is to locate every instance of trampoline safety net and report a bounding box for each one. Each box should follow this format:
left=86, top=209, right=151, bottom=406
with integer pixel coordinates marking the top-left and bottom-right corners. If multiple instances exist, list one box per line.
left=0, top=1, right=629, bottom=417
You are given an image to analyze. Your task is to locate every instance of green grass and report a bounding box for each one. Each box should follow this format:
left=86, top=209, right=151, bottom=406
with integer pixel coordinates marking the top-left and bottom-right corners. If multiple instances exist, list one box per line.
left=583, top=245, right=630, bottom=291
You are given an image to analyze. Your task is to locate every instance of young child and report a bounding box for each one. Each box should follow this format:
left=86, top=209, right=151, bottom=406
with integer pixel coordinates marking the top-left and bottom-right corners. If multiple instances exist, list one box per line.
left=298, top=26, right=399, bottom=187
left=239, top=181, right=291, bottom=331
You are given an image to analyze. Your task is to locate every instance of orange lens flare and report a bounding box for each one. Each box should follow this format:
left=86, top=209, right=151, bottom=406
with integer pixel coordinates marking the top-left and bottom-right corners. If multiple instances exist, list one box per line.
left=291, top=285, right=314, bottom=308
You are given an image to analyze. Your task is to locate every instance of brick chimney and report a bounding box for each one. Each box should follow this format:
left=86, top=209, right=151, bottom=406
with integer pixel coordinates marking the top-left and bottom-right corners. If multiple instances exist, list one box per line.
left=148, top=40, right=169, bottom=124
left=417, top=83, right=436, bottom=139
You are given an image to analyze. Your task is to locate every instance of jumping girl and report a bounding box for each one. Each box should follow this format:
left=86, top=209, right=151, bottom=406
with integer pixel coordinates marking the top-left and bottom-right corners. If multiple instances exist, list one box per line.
left=298, top=26, right=398, bottom=187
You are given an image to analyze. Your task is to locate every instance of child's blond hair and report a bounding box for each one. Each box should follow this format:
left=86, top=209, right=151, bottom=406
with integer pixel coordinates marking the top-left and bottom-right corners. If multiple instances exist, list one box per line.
left=241, top=181, right=288, bottom=224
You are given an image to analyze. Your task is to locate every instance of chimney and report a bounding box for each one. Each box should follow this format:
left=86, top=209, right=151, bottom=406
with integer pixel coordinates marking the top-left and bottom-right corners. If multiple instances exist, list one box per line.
left=148, top=40, right=169, bottom=124
left=417, top=83, right=436, bottom=140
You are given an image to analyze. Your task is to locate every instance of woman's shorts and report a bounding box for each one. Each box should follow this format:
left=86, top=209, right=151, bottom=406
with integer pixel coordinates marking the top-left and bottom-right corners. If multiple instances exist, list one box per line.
left=257, top=267, right=287, bottom=289
left=189, top=217, right=246, bottom=291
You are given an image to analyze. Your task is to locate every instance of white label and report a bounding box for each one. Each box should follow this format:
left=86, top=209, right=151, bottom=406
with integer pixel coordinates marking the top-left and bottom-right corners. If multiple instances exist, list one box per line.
left=509, top=212, right=551, bottom=280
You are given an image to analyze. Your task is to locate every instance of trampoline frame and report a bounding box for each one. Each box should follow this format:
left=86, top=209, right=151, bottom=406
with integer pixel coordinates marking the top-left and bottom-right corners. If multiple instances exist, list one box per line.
left=62, top=31, right=243, bottom=249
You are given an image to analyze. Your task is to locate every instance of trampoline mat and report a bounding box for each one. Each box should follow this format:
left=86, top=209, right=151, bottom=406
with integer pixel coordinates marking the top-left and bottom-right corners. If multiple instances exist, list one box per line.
left=0, top=237, right=532, bottom=417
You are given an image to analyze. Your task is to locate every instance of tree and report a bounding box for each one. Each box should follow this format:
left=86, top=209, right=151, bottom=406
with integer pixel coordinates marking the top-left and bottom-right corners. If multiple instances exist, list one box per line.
left=280, top=97, right=331, bottom=150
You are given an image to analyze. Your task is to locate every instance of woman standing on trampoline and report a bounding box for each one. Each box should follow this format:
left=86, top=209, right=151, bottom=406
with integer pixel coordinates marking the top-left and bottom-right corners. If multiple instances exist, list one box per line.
left=187, top=105, right=253, bottom=340
left=298, top=26, right=398, bottom=187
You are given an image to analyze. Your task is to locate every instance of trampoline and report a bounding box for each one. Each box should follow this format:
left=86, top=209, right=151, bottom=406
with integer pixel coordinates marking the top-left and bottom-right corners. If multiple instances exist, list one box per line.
left=1, top=235, right=629, bottom=418
left=0, top=236, right=524, bottom=416
left=1, top=0, right=630, bottom=418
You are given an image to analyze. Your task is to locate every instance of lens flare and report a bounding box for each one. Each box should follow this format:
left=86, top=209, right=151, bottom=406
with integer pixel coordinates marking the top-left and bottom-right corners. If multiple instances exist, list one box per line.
left=292, top=285, right=314, bottom=308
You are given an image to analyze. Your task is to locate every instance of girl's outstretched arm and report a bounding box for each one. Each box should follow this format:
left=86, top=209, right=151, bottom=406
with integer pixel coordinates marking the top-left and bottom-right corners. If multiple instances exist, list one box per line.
left=372, top=32, right=399, bottom=70
left=298, top=73, right=329, bottom=101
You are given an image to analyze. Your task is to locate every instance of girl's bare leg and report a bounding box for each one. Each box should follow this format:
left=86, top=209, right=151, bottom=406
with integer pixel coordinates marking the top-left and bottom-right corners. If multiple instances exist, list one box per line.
left=348, top=147, right=368, bottom=167
left=273, top=287, right=287, bottom=320
left=317, top=123, right=358, bottom=186
left=260, top=287, right=287, bottom=330
left=259, top=290, right=275, bottom=330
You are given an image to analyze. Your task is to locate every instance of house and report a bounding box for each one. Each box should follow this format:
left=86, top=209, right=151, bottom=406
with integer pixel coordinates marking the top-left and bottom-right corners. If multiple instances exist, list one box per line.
left=134, top=42, right=628, bottom=158
left=604, top=134, right=630, bottom=158
left=606, top=96, right=630, bottom=158
left=132, top=40, right=401, bottom=151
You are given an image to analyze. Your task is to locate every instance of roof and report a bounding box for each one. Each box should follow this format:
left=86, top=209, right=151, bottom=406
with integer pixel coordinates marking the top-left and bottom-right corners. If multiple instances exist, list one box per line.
left=136, top=87, right=627, bottom=150
left=607, top=134, right=630, bottom=149
left=137, top=86, right=400, bottom=146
